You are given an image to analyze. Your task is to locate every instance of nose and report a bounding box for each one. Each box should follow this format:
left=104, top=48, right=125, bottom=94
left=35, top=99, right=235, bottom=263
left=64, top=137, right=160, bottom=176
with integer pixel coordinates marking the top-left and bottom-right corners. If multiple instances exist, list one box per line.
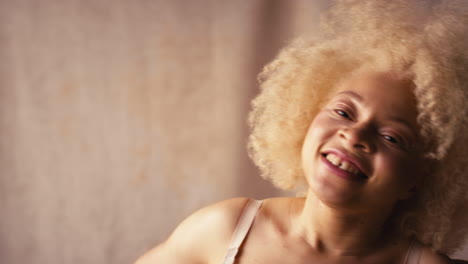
left=338, top=123, right=375, bottom=153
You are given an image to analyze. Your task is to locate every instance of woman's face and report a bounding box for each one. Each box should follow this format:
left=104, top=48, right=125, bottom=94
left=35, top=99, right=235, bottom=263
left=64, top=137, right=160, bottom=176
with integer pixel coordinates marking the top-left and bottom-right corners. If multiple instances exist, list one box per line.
left=302, top=71, right=426, bottom=213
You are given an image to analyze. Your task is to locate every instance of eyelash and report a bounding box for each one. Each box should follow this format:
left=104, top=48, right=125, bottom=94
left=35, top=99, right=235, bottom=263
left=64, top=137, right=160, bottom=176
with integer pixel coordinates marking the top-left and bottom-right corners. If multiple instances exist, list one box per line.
left=381, top=134, right=399, bottom=144
left=334, top=109, right=352, bottom=120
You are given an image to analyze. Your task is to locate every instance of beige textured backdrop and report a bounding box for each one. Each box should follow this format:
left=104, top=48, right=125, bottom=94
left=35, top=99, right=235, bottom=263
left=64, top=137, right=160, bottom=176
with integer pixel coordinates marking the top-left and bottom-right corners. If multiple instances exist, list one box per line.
left=1, top=1, right=466, bottom=264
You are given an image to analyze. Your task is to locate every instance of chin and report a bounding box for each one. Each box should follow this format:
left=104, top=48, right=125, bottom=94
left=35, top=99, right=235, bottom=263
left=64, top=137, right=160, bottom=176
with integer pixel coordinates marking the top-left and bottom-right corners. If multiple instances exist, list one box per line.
left=308, top=173, right=363, bottom=210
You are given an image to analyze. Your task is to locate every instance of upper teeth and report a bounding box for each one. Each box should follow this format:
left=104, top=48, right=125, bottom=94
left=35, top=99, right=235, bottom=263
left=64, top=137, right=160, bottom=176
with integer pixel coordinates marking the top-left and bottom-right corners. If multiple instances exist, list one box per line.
left=325, top=153, right=361, bottom=175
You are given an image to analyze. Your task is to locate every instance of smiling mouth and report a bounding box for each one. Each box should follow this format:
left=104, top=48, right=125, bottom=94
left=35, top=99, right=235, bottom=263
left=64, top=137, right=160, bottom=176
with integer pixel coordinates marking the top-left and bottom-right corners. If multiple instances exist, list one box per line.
left=322, top=153, right=368, bottom=179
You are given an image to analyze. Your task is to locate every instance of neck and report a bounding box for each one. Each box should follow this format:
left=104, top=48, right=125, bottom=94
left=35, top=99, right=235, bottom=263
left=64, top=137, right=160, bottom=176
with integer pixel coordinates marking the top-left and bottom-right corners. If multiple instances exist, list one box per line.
left=293, top=190, right=395, bottom=256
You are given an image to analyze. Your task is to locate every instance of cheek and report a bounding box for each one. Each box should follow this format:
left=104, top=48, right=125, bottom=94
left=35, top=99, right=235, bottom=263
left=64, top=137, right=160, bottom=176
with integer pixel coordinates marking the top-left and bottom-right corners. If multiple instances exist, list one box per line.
left=302, top=116, right=332, bottom=160
left=306, top=114, right=334, bottom=141
left=302, top=121, right=323, bottom=178
left=375, top=153, right=419, bottom=188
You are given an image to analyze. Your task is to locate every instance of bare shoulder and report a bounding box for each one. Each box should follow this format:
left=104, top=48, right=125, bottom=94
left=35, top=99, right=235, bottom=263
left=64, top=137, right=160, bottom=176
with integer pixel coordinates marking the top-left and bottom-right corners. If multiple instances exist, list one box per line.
left=134, top=197, right=252, bottom=264
left=419, top=246, right=453, bottom=264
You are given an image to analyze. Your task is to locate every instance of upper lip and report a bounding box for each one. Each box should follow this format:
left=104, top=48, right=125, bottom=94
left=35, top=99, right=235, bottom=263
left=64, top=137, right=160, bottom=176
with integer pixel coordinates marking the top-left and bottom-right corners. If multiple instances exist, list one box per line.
left=321, top=148, right=370, bottom=177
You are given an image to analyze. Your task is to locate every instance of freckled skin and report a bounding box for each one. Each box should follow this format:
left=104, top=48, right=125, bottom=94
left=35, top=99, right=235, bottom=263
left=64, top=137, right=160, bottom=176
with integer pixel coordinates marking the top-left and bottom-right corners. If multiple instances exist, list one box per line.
left=302, top=72, right=425, bottom=213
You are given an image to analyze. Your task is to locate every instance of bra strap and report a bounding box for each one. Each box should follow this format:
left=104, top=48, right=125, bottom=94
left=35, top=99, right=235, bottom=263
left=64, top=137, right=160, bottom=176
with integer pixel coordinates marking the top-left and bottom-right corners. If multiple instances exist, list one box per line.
left=404, top=239, right=423, bottom=264
left=222, top=199, right=263, bottom=264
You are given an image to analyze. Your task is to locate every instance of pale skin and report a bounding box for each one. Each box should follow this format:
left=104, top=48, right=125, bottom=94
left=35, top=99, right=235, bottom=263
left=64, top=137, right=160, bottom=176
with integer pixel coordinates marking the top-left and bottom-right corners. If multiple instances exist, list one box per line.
left=135, top=72, right=452, bottom=264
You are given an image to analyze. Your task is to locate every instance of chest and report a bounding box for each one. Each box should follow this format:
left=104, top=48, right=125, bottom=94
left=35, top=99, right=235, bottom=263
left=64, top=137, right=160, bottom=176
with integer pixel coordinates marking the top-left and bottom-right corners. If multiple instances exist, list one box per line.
left=225, top=227, right=406, bottom=264
left=232, top=243, right=403, bottom=264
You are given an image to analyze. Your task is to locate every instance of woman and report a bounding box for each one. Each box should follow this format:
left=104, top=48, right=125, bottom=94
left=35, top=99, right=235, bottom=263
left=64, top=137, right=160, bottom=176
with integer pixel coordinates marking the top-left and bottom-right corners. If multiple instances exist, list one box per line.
left=136, top=1, right=468, bottom=263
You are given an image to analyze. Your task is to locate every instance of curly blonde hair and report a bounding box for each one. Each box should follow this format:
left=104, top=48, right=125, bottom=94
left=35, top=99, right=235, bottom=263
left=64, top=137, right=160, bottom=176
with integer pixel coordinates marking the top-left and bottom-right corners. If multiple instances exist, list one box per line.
left=248, top=0, right=468, bottom=254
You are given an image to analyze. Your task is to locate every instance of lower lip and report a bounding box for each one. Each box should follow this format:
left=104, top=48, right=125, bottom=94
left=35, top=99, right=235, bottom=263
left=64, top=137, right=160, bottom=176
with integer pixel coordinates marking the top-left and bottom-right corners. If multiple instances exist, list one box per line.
left=321, top=155, right=365, bottom=182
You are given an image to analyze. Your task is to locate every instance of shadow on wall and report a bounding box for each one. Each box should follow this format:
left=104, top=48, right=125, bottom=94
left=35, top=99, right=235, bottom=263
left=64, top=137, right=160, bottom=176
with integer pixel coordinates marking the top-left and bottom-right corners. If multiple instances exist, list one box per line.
left=236, top=0, right=328, bottom=198
left=235, top=0, right=297, bottom=199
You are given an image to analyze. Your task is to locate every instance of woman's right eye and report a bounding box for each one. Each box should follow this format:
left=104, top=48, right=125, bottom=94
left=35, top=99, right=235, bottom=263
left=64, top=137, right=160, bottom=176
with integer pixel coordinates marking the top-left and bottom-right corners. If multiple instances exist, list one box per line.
left=334, top=109, right=351, bottom=119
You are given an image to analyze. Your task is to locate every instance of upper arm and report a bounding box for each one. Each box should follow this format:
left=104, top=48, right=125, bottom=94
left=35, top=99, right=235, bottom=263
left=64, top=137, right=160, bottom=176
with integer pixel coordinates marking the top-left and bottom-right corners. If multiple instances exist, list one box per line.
left=419, top=247, right=452, bottom=264
left=134, top=197, right=251, bottom=264
left=452, top=260, right=468, bottom=264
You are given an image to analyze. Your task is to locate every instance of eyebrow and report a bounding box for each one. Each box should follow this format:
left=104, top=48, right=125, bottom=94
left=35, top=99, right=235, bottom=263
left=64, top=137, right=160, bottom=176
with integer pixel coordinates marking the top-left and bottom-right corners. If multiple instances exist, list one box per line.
left=387, top=117, right=417, bottom=136
left=336, top=91, right=363, bottom=102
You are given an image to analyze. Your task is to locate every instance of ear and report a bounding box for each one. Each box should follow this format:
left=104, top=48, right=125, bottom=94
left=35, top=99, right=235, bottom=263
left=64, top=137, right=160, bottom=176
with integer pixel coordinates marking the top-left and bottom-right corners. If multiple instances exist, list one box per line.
left=399, top=185, right=417, bottom=200
left=400, top=157, right=433, bottom=201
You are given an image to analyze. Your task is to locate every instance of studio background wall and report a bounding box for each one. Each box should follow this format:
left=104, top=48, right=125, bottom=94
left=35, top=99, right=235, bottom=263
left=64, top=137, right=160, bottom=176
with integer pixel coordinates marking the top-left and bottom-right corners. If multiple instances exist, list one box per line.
left=0, top=1, right=323, bottom=263
left=0, top=1, right=466, bottom=264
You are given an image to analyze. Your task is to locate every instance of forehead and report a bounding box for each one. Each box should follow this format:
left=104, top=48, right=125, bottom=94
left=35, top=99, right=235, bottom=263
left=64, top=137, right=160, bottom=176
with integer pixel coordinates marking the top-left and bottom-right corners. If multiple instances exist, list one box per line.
left=336, top=71, right=416, bottom=106
left=341, top=71, right=412, bottom=94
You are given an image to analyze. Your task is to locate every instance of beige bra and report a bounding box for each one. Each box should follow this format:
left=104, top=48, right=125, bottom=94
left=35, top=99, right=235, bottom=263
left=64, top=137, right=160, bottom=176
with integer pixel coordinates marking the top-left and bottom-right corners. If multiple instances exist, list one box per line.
left=221, top=199, right=423, bottom=264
